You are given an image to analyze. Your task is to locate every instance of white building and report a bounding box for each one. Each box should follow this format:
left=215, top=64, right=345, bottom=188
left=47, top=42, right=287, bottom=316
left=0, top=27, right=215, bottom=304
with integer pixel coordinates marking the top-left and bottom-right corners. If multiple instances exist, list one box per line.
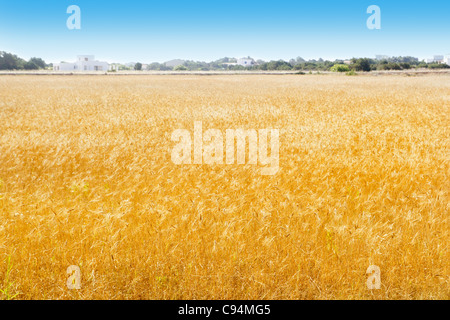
left=237, top=57, right=256, bottom=67
left=433, top=55, right=444, bottom=63
left=54, top=55, right=109, bottom=71
left=444, top=55, right=450, bottom=65
left=424, top=55, right=447, bottom=64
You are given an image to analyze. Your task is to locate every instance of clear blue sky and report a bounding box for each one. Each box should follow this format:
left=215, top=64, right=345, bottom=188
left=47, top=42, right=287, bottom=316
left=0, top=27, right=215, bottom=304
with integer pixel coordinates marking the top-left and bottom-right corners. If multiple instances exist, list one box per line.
left=0, top=0, right=449, bottom=63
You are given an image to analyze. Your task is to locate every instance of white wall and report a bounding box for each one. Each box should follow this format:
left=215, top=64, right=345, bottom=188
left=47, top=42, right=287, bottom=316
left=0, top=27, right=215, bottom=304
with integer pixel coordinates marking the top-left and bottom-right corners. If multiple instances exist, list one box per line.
left=77, top=55, right=95, bottom=62
left=77, top=60, right=109, bottom=71
left=444, top=56, right=450, bottom=65
left=237, top=58, right=255, bottom=67
left=54, top=63, right=78, bottom=71
left=54, top=56, right=109, bottom=72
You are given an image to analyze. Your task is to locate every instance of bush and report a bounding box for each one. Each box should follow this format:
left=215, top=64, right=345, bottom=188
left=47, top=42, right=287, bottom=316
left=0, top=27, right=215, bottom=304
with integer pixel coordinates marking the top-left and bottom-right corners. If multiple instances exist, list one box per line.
left=174, top=65, right=188, bottom=71
left=428, top=63, right=450, bottom=69
left=330, top=64, right=350, bottom=72
left=400, top=63, right=411, bottom=70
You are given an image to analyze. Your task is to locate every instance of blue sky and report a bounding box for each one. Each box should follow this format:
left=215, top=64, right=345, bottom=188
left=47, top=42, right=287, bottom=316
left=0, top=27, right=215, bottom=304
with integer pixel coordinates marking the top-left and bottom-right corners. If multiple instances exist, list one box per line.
left=0, top=0, right=449, bottom=63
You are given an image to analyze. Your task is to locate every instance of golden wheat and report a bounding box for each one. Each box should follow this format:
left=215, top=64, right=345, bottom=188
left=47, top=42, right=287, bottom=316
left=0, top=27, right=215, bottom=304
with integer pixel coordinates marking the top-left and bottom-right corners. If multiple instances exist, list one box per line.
left=0, top=74, right=448, bottom=300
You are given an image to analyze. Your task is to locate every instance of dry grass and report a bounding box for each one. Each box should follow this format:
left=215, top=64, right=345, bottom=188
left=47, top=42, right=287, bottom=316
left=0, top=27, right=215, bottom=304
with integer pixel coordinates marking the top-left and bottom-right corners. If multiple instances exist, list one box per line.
left=0, top=74, right=448, bottom=300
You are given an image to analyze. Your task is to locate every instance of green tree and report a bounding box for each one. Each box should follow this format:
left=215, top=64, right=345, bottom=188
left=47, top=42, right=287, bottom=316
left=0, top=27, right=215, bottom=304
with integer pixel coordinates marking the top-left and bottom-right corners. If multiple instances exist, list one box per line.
left=0, top=51, right=25, bottom=70
left=29, top=57, right=46, bottom=69
left=428, top=63, right=450, bottom=69
left=24, top=61, right=39, bottom=70
left=351, top=58, right=371, bottom=72
left=400, top=63, right=411, bottom=69
left=258, top=60, right=292, bottom=71
left=134, top=62, right=142, bottom=71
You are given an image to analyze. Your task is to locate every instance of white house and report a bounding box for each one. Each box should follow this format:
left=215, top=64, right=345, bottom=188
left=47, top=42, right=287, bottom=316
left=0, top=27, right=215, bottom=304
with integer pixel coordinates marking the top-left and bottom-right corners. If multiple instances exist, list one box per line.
left=237, top=57, right=256, bottom=67
left=444, top=55, right=450, bottom=65
left=54, top=55, right=109, bottom=72
left=433, top=55, right=444, bottom=63
left=424, top=55, right=447, bottom=64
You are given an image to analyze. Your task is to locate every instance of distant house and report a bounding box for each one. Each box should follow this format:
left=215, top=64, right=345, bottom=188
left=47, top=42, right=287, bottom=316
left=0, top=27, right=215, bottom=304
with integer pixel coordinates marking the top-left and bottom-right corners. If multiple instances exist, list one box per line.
left=433, top=55, right=444, bottom=63
left=54, top=55, right=109, bottom=71
left=425, top=55, right=447, bottom=64
left=237, top=57, right=256, bottom=67
left=443, top=55, right=450, bottom=65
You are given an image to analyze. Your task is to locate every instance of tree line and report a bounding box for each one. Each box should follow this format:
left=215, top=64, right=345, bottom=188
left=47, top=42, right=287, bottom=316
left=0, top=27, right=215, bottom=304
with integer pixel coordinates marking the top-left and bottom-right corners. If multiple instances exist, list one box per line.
left=138, top=56, right=449, bottom=72
left=0, top=51, right=51, bottom=70
left=1, top=51, right=448, bottom=72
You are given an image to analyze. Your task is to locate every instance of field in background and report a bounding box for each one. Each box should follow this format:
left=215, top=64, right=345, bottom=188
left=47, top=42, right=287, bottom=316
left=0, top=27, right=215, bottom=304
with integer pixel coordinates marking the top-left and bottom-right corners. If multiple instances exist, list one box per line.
left=0, top=75, right=448, bottom=299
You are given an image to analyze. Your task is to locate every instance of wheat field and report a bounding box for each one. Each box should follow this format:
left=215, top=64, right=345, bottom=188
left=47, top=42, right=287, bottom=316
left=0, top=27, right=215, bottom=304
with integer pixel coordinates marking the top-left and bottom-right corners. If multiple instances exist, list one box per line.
left=0, top=74, right=448, bottom=300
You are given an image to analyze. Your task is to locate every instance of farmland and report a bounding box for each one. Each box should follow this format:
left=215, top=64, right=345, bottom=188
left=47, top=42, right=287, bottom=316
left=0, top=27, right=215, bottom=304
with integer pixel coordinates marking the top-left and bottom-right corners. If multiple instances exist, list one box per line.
left=0, top=74, right=448, bottom=299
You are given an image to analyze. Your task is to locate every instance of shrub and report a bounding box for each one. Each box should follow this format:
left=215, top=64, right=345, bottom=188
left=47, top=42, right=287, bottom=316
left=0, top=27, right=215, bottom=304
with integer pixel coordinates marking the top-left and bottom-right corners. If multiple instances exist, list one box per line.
left=428, top=63, right=450, bottom=69
left=174, top=65, right=188, bottom=71
left=330, top=64, right=350, bottom=72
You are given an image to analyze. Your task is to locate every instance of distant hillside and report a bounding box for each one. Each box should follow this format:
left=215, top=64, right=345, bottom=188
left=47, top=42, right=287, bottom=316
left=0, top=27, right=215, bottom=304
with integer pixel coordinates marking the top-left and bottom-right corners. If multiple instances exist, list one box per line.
left=164, top=59, right=186, bottom=67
